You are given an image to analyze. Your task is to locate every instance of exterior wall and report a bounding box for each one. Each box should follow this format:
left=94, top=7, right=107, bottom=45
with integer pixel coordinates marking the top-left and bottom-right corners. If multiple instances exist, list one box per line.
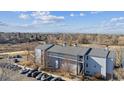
left=85, top=56, right=106, bottom=78
left=61, top=60, right=78, bottom=75
left=46, top=54, right=82, bottom=75
left=46, top=56, right=61, bottom=69
left=35, top=49, right=42, bottom=64
left=106, top=58, right=114, bottom=79
left=122, top=58, right=124, bottom=68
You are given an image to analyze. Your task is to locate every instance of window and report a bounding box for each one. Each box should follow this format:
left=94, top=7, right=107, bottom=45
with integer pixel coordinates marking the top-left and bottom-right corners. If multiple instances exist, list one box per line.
left=79, top=56, right=83, bottom=59
left=55, top=60, right=59, bottom=69
left=86, top=56, right=88, bottom=60
left=79, top=56, right=83, bottom=61
left=86, top=71, right=90, bottom=73
left=86, top=63, right=88, bottom=67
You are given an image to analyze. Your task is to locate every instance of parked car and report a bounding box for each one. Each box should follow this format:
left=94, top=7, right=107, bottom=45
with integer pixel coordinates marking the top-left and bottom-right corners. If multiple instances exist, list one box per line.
left=36, top=73, right=45, bottom=80
left=31, top=71, right=41, bottom=78
left=13, top=55, right=22, bottom=58
left=14, top=59, right=20, bottom=63
left=43, top=75, right=54, bottom=81
left=26, top=69, right=38, bottom=77
left=16, top=55, right=22, bottom=58
left=51, top=77, right=63, bottom=81
left=20, top=69, right=30, bottom=74
left=40, top=73, right=49, bottom=81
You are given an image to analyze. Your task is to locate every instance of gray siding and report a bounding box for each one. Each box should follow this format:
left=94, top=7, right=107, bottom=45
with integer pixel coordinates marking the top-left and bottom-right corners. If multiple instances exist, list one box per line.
left=106, top=58, right=114, bottom=79
left=121, top=49, right=124, bottom=68
left=122, top=59, right=124, bottom=68
left=46, top=56, right=61, bottom=69
left=35, top=49, right=42, bottom=64
left=46, top=55, right=82, bottom=75
left=106, top=58, right=114, bottom=74
left=85, top=56, right=106, bottom=77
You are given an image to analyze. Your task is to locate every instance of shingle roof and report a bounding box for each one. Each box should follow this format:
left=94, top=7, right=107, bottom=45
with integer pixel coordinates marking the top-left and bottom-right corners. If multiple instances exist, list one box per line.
left=88, top=48, right=109, bottom=58
left=35, top=44, right=54, bottom=51
left=47, top=45, right=90, bottom=56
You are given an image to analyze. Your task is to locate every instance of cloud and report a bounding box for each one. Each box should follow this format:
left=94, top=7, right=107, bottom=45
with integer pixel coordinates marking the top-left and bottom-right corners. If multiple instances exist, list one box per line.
left=0, top=21, right=8, bottom=26
left=91, top=11, right=102, bottom=14
left=19, top=13, right=29, bottom=20
left=70, top=12, right=85, bottom=17
left=71, top=16, right=124, bottom=34
left=70, top=13, right=75, bottom=17
left=110, top=17, right=124, bottom=22
left=96, top=17, right=124, bottom=34
left=31, top=11, right=64, bottom=24
left=1, top=12, right=124, bottom=34
left=80, top=12, right=84, bottom=16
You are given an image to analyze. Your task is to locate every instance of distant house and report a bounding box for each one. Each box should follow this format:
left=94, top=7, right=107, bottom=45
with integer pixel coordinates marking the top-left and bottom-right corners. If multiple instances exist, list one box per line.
left=85, top=48, right=115, bottom=79
left=35, top=44, right=115, bottom=79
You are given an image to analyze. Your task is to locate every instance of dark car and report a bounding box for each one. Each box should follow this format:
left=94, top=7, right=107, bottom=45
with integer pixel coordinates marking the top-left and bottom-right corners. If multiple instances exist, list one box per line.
left=20, top=69, right=30, bottom=74
left=31, top=71, right=41, bottom=78
left=43, top=75, right=54, bottom=81
left=51, top=77, right=64, bottom=81
left=16, top=55, right=22, bottom=58
left=36, top=73, right=45, bottom=80
left=13, top=55, right=22, bottom=58
left=14, top=59, right=20, bottom=63
left=26, top=69, right=38, bottom=77
left=40, top=73, right=49, bottom=81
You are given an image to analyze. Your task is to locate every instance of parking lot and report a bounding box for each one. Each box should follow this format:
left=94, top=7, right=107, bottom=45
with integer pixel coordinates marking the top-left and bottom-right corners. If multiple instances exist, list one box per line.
left=0, top=58, right=36, bottom=81
left=0, top=57, right=64, bottom=81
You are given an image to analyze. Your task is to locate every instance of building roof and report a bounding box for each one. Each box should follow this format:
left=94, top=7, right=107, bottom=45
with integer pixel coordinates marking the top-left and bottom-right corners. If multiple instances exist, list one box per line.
left=35, top=44, right=54, bottom=51
left=88, top=48, right=109, bottom=58
left=47, top=45, right=90, bottom=56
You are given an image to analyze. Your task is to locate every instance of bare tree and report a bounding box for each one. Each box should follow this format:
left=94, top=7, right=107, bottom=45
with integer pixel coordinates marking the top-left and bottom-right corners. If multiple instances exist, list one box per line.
left=115, top=47, right=122, bottom=66
left=60, top=59, right=72, bottom=76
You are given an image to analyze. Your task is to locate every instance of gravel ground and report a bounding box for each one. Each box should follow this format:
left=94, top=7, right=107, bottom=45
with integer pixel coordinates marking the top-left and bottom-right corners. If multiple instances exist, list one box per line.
left=0, top=68, right=36, bottom=81
left=0, top=58, right=36, bottom=81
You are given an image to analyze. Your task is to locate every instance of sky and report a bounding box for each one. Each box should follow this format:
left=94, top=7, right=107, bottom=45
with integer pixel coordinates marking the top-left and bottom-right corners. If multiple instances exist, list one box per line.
left=0, top=11, right=124, bottom=34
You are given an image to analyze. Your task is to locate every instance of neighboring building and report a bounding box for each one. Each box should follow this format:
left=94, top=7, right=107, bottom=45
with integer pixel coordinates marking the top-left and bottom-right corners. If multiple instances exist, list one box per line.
left=121, top=49, right=124, bottom=68
left=106, top=51, right=115, bottom=79
left=35, top=44, right=54, bottom=68
left=46, top=45, right=90, bottom=75
left=85, top=48, right=115, bottom=79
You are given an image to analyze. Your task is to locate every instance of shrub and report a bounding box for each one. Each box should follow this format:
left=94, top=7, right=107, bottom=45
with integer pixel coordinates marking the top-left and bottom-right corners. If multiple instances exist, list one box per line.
left=94, top=73, right=103, bottom=79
